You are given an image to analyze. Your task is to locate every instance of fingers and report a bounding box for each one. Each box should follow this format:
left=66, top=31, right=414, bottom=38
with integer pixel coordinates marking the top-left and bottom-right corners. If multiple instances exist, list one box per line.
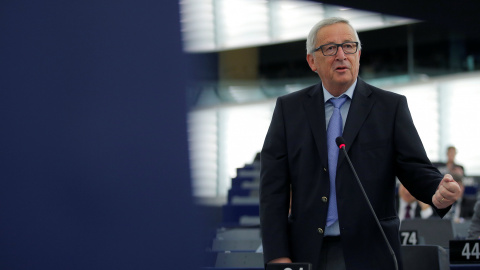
left=438, top=178, right=461, bottom=199
left=432, top=174, right=462, bottom=209
left=437, top=184, right=454, bottom=199
left=432, top=191, right=450, bottom=209
left=442, top=174, right=455, bottom=182
left=434, top=190, right=450, bottom=204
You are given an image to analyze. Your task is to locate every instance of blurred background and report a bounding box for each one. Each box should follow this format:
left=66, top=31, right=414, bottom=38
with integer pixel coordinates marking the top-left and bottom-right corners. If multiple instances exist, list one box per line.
left=180, top=0, right=480, bottom=204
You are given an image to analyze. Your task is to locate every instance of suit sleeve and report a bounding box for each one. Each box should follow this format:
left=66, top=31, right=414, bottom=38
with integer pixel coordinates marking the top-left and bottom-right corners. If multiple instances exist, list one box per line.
left=393, top=95, right=450, bottom=217
left=260, top=98, right=291, bottom=263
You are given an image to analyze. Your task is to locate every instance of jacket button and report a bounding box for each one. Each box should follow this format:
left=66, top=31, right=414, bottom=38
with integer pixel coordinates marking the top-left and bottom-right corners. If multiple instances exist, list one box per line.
left=318, top=228, right=324, bottom=234
left=322, top=196, right=328, bottom=203
left=324, top=168, right=327, bottom=172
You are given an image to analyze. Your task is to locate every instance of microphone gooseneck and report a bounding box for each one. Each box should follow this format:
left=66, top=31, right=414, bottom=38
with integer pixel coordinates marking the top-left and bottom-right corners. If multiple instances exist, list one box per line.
left=335, top=136, right=398, bottom=270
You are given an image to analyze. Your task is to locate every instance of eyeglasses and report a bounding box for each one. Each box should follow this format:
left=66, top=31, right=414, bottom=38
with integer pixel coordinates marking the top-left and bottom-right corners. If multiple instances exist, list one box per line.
left=314, top=42, right=359, bottom=56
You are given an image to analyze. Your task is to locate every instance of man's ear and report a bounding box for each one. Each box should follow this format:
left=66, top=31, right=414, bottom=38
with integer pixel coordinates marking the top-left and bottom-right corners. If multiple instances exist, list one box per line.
left=306, top=54, right=317, bottom=72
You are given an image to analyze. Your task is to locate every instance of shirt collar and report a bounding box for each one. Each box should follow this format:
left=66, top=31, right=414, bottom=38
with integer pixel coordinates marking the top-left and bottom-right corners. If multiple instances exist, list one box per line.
left=323, top=79, right=357, bottom=103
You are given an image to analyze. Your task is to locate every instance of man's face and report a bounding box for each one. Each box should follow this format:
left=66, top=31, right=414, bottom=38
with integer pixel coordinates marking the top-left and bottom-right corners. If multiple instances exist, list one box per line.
left=307, top=23, right=361, bottom=94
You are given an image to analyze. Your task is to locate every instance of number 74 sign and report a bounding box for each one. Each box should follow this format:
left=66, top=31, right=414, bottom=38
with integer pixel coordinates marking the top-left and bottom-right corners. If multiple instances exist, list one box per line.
left=400, top=230, right=418, bottom=245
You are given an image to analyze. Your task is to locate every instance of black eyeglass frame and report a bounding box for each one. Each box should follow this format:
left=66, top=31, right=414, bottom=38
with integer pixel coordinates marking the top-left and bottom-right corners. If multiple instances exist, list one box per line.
left=313, top=41, right=359, bottom=56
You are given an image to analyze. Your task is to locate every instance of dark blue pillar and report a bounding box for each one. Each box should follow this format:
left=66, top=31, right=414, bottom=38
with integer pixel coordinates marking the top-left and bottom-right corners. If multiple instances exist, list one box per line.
left=0, top=1, right=201, bottom=269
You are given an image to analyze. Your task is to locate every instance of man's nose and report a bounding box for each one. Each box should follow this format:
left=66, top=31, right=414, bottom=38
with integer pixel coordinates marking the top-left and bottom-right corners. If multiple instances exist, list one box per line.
left=335, top=46, right=347, bottom=59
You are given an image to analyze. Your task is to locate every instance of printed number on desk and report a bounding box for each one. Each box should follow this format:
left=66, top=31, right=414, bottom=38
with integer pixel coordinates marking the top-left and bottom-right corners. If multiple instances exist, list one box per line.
left=400, top=230, right=418, bottom=245
left=462, top=242, right=480, bottom=260
left=266, top=263, right=312, bottom=270
left=450, top=240, right=480, bottom=264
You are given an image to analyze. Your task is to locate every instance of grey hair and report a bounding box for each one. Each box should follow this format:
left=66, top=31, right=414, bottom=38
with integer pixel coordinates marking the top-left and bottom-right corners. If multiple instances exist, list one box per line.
left=306, top=17, right=362, bottom=55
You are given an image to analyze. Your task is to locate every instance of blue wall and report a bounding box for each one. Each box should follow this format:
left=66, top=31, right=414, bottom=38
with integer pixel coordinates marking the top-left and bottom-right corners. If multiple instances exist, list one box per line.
left=0, top=1, right=201, bottom=269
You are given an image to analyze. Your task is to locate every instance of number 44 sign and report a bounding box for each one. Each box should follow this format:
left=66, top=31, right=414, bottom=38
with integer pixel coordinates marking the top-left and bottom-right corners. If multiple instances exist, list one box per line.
left=450, top=240, right=480, bottom=264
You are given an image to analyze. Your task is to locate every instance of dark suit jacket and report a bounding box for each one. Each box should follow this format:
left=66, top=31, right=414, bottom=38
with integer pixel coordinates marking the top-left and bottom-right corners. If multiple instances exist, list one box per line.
left=260, top=78, right=449, bottom=270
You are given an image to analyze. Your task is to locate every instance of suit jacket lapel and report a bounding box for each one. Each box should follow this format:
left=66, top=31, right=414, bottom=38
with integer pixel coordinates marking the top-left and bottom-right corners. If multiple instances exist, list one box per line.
left=303, top=83, right=329, bottom=167
left=341, top=78, right=374, bottom=161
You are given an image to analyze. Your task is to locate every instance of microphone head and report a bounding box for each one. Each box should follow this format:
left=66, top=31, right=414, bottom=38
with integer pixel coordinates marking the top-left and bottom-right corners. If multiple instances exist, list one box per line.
left=336, top=137, right=346, bottom=148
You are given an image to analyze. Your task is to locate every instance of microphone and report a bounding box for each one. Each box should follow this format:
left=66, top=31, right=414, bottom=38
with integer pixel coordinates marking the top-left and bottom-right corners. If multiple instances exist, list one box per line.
left=335, top=137, right=398, bottom=270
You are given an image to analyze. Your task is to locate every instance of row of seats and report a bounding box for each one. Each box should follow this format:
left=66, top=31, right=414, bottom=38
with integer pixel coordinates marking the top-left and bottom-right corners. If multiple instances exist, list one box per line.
left=222, top=161, right=261, bottom=226
left=204, top=162, right=263, bottom=269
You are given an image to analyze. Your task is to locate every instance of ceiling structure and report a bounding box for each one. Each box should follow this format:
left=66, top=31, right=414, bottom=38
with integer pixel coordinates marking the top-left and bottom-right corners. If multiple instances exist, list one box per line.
left=315, top=0, right=480, bottom=35
left=180, top=0, right=419, bottom=52
left=180, top=0, right=480, bottom=53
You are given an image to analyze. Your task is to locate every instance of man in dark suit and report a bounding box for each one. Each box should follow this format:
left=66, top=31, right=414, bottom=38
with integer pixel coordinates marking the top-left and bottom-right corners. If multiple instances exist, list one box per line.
left=259, top=17, right=461, bottom=270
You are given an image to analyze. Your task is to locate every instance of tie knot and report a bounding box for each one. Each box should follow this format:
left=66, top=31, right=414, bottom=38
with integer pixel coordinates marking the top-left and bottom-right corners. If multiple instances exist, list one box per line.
left=329, top=95, right=348, bottom=109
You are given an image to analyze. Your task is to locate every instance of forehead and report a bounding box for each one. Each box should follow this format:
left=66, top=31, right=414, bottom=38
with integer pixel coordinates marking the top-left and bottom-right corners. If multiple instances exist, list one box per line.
left=316, top=23, right=356, bottom=44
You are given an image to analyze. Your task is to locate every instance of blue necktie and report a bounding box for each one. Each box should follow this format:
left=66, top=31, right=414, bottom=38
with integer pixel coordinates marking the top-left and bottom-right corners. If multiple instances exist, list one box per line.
left=326, top=95, right=348, bottom=226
